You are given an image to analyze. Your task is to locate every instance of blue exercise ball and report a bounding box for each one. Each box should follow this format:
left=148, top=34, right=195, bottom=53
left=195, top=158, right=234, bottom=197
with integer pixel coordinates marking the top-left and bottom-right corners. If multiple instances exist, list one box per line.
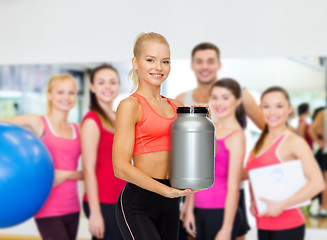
left=0, top=122, right=54, bottom=228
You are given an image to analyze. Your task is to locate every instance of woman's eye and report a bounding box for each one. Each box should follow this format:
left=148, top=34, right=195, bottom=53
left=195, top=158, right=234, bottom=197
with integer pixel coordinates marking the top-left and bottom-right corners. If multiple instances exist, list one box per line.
left=147, top=59, right=154, bottom=62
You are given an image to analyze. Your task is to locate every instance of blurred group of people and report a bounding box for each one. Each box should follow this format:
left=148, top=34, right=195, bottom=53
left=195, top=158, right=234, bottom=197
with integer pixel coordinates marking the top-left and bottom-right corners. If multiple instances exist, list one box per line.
left=1, top=32, right=326, bottom=240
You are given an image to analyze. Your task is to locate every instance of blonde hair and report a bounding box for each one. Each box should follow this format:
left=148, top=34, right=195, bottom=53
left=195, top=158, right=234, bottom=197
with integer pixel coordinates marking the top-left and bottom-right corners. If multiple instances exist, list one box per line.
left=46, top=73, right=77, bottom=114
left=129, top=32, right=170, bottom=92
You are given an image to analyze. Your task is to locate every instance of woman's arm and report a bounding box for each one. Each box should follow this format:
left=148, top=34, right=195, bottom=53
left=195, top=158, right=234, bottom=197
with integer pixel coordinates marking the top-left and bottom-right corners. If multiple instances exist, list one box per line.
left=249, top=184, right=256, bottom=216
left=242, top=89, right=265, bottom=130
left=260, top=135, right=325, bottom=217
left=297, top=121, right=306, bottom=139
left=309, top=111, right=325, bottom=148
left=2, top=114, right=43, bottom=137
left=285, top=136, right=325, bottom=207
left=53, top=170, right=83, bottom=186
left=215, top=132, right=245, bottom=240
left=241, top=167, right=249, bottom=181
left=182, top=194, right=196, bottom=237
left=81, top=118, right=104, bottom=239
left=112, top=97, right=191, bottom=198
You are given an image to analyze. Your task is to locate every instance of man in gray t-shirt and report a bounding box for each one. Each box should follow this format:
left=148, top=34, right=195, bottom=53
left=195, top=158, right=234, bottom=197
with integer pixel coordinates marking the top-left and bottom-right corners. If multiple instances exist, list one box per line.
left=176, top=42, right=264, bottom=129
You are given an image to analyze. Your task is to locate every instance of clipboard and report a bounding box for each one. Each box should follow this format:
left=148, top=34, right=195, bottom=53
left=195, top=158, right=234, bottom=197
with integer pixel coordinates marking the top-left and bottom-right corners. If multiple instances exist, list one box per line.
left=249, top=160, right=311, bottom=214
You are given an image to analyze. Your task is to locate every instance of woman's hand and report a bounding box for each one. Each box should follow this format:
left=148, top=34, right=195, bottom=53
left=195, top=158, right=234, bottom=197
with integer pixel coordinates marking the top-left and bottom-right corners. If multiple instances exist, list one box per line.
left=89, top=212, right=105, bottom=239
left=191, top=104, right=211, bottom=119
left=215, top=228, right=231, bottom=240
left=164, top=187, right=193, bottom=198
left=53, top=170, right=71, bottom=186
left=249, top=201, right=256, bottom=216
left=258, top=197, right=285, bottom=217
left=54, top=170, right=83, bottom=186
left=183, top=209, right=196, bottom=238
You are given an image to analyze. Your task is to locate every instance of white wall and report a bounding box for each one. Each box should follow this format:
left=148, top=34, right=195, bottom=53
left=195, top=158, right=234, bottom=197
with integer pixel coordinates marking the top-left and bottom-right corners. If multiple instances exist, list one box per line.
left=1, top=0, right=327, bottom=64
left=166, top=58, right=325, bottom=98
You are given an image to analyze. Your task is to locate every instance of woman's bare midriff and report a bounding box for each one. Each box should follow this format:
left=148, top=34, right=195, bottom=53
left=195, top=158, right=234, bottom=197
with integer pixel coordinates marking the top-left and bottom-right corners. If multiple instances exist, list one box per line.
left=133, top=151, right=170, bottom=179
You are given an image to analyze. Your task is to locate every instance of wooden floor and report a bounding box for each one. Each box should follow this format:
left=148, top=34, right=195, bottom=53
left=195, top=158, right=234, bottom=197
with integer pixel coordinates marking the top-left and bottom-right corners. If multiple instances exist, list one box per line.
left=0, top=236, right=41, bottom=240
left=0, top=235, right=89, bottom=240
left=1, top=210, right=327, bottom=240
left=304, top=212, right=327, bottom=229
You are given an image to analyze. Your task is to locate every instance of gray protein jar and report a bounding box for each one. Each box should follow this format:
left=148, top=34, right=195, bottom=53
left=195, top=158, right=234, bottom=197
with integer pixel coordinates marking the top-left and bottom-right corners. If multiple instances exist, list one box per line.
left=170, top=107, right=215, bottom=190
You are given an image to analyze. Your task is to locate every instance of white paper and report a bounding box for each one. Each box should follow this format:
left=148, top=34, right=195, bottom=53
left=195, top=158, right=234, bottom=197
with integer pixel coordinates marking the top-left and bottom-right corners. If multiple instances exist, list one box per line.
left=249, top=160, right=311, bottom=214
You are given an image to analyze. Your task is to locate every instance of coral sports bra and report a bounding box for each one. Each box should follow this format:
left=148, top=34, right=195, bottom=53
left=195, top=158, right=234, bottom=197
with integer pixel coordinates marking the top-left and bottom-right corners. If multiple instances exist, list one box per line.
left=132, top=93, right=177, bottom=156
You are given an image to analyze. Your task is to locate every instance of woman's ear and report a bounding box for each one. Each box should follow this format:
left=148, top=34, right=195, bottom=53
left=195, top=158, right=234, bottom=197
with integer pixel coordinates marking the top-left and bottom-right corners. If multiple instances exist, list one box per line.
left=89, top=83, right=95, bottom=94
left=132, top=57, right=138, bottom=70
left=46, top=91, right=52, bottom=101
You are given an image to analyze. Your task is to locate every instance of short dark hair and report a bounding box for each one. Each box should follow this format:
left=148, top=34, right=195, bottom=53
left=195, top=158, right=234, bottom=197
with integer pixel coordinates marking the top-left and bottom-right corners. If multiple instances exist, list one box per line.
left=297, top=103, right=309, bottom=116
left=191, top=42, right=220, bottom=60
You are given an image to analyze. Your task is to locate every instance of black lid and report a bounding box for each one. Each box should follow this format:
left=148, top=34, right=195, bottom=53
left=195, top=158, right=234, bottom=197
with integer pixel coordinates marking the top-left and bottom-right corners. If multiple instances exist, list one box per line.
left=177, top=107, right=208, bottom=114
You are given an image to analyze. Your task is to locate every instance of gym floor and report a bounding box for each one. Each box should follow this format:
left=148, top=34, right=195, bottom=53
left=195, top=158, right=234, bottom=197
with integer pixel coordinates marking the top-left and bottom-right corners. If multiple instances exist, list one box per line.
left=1, top=210, right=326, bottom=240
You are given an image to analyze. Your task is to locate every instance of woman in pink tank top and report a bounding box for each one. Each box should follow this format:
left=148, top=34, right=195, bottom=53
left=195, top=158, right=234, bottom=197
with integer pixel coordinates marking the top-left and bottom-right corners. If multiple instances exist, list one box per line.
left=183, top=78, right=247, bottom=240
left=246, top=86, right=324, bottom=240
left=3, top=74, right=83, bottom=240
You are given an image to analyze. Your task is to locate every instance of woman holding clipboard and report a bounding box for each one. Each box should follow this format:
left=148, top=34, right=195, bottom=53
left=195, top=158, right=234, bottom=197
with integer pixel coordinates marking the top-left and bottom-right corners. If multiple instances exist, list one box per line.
left=246, top=86, right=324, bottom=240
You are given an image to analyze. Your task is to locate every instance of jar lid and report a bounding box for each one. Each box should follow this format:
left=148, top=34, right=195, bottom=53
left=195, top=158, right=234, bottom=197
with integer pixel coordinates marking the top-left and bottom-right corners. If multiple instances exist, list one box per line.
left=177, top=107, right=208, bottom=114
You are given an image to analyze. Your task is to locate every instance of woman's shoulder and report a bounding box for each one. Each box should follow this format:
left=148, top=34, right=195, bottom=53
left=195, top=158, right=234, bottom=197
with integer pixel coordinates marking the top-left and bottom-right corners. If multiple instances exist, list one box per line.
left=284, top=131, right=307, bottom=148
left=115, top=96, right=142, bottom=125
left=118, top=96, right=141, bottom=110
left=82, top=110, right=99, bottom=122
left=224, top=128, right=245, bottom=150
left=23, top=114, right=44, bottom=132
left=168, top=98, right=183, bottom=107
left=29, top=114, right=44, bottom=124
left=81, top=110, right=102, bottom=129
left=226, top=129, right=245, bottom=142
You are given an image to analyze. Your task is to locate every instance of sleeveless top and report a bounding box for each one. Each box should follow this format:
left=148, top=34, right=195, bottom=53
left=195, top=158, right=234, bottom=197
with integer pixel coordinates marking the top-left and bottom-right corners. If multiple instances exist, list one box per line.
left=194, top=130, right=242, bottom=208
left=35, top=116, right=81, bottom=218
left=298, top=118, right=313, bottom=150
left=246, top=132, right=305, bottom=230
left=184, top=90, right=200, bottom=106
left=132, top=93, right=177, bottom=156
left=183, top=89, right=217, bottom=123
left=82, top=111, right=126, bottom=204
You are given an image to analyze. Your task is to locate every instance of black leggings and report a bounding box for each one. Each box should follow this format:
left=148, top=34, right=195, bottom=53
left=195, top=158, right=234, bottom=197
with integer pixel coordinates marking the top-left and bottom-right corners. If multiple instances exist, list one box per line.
left=35, top=212, right=80, bottom=240
left=194, top=207, right=243, bottom=240
left=83, top=201, right=123, bottom=240
left=258, top=224, right=305, bottom=240
left=116, top=179, right=180, bottom=240
left=237, top=189, right=250, bottom=236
